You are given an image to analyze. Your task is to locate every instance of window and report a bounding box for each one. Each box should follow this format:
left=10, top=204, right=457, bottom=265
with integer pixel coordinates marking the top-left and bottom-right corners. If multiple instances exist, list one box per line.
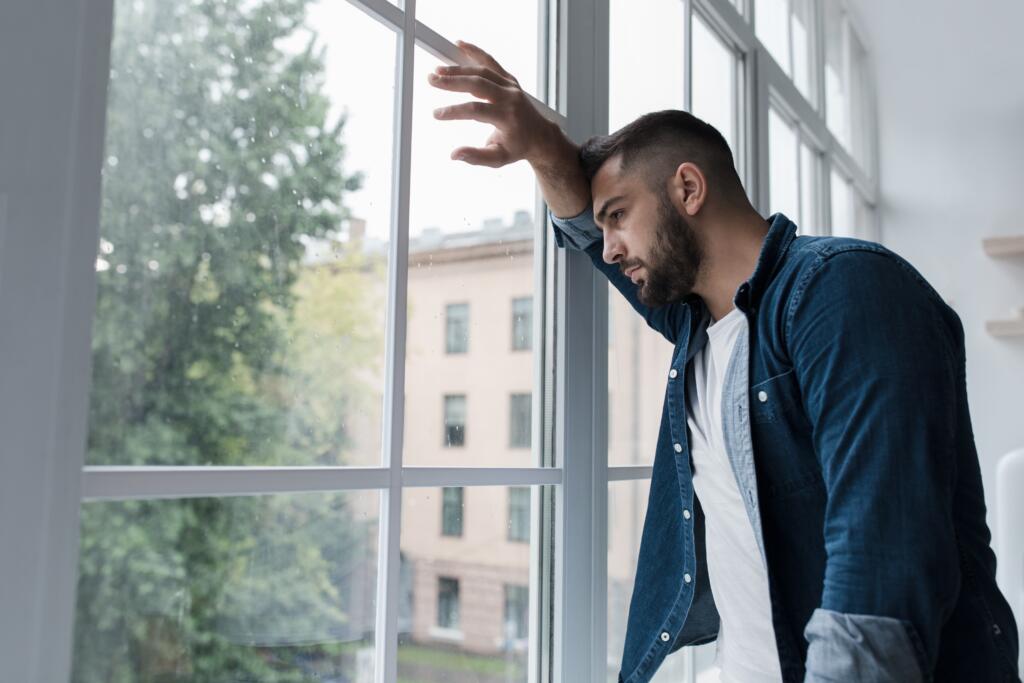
left=756, top=0, right=815, bottom=102
left=504, top=584, right=529, bottom=642
left=608, top=0, right=684, bottom=476
left=769, top=108, right=800, bottom=221
left=509, top=393, right=531, bottom=449
left=768, top=107, right=821, bottom=233
left=830, top=168, right=855, bottom=237
left=800, top=142, right=821, bottom=233
left=508, top=487, right=530, bottom=543
left=437, top=577, right=460, bottom=630
left=400, top=486, right=536, bottom=674
left=441, top=487, right=464, bottom=537
left=443, top=394, right=466, bottom=448
left=511, top=296, right=532, bottom=351
left=608, top=0, right=685, bottom=131
left=824, top=0, right=873, bottom=163
left=691, top=15, right=740, bottom=156
left=43, top=0, right=880, bottom=681
left=445, top=302, right=469, bottom=354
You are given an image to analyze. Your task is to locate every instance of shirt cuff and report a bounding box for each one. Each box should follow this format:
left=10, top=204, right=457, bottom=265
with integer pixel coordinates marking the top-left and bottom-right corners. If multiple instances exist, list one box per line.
left=548, top=205, right=602, bottom=251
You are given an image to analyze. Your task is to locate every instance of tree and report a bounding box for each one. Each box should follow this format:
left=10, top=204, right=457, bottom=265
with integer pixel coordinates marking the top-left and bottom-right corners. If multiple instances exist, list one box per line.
left=73, top=0, right=379, bottom=679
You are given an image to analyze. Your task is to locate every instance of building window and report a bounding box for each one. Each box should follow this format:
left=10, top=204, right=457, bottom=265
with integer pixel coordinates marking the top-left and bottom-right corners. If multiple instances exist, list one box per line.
left=441, top=487, right=463, bottom=537
left=511, top=297, right=532, bottom=351
left=504, top=584, right=529, bottom=642
left=445, top=303, right=469, bottom=354
left=443, top=394, right=466, bottom=447
left=509, top=393, right=531, bottom=449
left=508, top=487, right=530, bottom=543
left=437, top=577, right=460, bottom=630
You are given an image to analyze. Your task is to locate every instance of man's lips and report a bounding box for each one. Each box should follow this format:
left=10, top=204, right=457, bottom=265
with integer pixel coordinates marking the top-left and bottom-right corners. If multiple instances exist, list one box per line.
left=623, top=265, right=642, bottom=283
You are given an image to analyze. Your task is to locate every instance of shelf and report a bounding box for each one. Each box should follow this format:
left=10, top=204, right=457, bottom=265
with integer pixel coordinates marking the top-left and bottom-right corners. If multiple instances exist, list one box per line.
left=983, top=235, right=1024, bottom=257
left=987, top=316, right=1024, bottom=338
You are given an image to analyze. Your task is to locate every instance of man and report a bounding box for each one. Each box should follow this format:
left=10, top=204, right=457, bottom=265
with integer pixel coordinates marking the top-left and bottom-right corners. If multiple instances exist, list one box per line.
left=428, top=41, right=1020, bottom=683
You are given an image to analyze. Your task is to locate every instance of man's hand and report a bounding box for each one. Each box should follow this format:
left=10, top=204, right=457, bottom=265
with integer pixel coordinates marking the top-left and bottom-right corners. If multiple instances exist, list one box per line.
left=427, top=40, right=591, bottom=219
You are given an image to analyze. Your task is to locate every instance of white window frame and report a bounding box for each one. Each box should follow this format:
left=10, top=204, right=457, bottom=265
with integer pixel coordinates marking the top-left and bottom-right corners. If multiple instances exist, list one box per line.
left=1, top=1, right=878, bottom=682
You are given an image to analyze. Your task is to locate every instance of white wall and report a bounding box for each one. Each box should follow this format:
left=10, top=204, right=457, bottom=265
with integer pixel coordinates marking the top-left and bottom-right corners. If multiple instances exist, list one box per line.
left=852, top=0, right=1024, bottom=537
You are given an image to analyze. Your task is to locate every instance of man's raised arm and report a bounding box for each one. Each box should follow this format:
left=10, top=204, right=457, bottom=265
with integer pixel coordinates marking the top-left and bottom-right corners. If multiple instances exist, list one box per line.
left=428, top=40, right=687, bottom=343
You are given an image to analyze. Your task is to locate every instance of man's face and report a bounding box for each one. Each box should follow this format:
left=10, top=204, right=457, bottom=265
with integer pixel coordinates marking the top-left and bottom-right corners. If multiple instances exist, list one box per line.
left=591, top=155, right=704, bottom=307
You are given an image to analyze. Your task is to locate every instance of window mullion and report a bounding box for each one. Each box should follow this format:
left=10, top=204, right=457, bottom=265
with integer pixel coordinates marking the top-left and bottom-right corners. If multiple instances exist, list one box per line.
left=375, top=0, right=416, bottom=679
left=553, top=0, right=610, bottom=681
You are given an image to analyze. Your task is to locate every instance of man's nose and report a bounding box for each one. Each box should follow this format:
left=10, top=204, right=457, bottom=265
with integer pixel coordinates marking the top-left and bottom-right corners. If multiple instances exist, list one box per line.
left=602, top=233, right=623, bottom=265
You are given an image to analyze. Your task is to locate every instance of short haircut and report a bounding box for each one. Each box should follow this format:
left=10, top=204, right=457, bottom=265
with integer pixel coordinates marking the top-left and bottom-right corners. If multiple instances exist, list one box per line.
left=579, top=109, right=745, bottom=201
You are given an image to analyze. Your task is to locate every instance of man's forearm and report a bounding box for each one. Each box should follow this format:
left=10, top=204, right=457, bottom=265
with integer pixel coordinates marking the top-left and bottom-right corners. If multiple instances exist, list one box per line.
left=528, top=124, right=591, bottom=220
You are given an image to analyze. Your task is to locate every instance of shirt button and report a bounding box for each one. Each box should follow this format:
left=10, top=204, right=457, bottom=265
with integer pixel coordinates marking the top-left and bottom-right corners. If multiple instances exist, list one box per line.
left=683, top=573, right=692, bottom=584
left=669, top=368, right=678, bottom=379
left=660, top=631, right=671, bottom=642
left=758, top=390, right=768, bottom=403
left=673, top=443, right=682, bottom=453
left=683, top=508, right=691, bottom=520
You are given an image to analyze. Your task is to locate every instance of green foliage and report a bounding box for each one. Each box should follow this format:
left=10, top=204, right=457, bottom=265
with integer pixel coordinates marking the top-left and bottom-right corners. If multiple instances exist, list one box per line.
left=73, top=0, right=379, bottom=679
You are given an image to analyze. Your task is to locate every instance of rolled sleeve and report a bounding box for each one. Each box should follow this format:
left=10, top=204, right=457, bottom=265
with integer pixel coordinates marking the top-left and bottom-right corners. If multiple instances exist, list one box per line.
left=548, top=205, right=602, bottom=251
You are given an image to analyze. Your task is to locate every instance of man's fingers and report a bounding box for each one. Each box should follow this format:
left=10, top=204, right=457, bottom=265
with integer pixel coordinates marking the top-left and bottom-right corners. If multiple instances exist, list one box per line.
left=433, top=101, right=501, bottom=125
left=455, top=40, right=519, bottom=85
left=451, top=144, right=509, bottom=168
left=432, top=64, right=516, bottom=88
left=427, top=72, right=507, bottom=101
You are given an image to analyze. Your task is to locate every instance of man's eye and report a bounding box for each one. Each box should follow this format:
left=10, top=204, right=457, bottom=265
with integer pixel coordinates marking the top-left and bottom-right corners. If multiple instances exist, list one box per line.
left=611, top=209, right=624, bottom=221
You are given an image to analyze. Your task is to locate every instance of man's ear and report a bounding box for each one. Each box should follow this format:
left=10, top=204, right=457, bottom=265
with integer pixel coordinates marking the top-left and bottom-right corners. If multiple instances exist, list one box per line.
left=670, top=161, right=707, bottom=217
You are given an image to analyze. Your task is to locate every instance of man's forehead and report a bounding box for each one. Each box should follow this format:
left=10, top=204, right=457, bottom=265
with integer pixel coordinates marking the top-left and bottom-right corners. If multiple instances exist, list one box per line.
left=591, top=155, right=634, bottom=213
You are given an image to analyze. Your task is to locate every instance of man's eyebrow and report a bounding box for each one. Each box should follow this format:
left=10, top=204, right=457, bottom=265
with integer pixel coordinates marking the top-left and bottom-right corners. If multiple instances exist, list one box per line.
left=595, top=195, right=626, bottom=225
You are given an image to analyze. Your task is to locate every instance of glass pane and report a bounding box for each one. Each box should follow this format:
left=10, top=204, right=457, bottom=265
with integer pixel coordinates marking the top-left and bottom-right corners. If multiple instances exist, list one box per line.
left=854, top=192, right=876, bottom=240
left=442, top=486, right=464, bottom=536
left=830, top=169, right=855, bottom=237
left=768, top=108, right=799, bottom=221
left=405, top=47, right=538, bottom=467
left=608, top=0, right=685, bottom=131
left=608, top=301, right=673, bottom=467
left=72, top=491, right=379, bottom=682
left=400, top=486, right=543, bottom=681
left=89, top=0, right=395, bottom=467
left=755, top=0, right=790, bottom=75
left=509, top=393, right=532, bottom=449
left=692, top=15, right=739, bottom=156
left=443, top=394, right=467, bottom=447
left=791, top=0, right=814, bottom=101
left=446, top=302, right=470, bottom=354
left=608, top=480, right=715, bottom=681
left=799, top=142, right=819, bottom=234
left=607, top=0, right=683, bottom=467
left=414, top=0, right=540, bottom=96
left=849, top=31, right=872, bottom=167
left=824, top=0, right=849, bottom=148
left=511, top=296, right=532, bottom=352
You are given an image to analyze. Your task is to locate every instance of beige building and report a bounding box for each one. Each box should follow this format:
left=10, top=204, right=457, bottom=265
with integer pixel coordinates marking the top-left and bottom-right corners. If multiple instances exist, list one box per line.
left=332, top=211, right=676, bottom=675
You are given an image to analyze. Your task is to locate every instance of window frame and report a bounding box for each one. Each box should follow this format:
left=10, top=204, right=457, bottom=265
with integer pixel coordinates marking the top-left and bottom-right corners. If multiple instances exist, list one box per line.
left=15, top=0, right=879, bottom=681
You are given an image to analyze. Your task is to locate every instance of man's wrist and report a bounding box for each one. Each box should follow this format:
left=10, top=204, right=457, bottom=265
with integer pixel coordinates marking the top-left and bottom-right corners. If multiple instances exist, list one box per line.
left=526, top=120, right=575, bottom=171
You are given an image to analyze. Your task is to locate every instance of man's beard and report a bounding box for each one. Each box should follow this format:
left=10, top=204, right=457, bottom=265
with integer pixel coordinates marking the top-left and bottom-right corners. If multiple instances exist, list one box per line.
left=628, top=191, right=704, bottom=307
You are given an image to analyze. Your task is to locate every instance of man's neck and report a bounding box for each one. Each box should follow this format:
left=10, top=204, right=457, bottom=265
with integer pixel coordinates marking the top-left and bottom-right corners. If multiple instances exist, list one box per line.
left=693, top=207, right=769, bottom=322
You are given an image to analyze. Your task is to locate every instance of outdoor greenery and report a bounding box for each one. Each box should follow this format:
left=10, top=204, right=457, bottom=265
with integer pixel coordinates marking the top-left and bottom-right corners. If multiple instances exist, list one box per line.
left=74, top=0, right=380, bottom=680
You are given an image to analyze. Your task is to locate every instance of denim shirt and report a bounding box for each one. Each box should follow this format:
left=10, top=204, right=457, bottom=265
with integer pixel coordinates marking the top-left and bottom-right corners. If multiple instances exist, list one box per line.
left=551, top=209, right=1021, bottom=683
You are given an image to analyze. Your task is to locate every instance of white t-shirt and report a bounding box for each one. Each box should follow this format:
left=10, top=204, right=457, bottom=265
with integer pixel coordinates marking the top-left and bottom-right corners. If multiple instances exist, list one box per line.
left=685, top=307, right=782, bottom=683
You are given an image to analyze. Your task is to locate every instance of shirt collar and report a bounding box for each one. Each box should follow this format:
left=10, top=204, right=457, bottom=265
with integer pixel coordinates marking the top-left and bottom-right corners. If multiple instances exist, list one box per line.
left=733, top=212, right=798, bottom=313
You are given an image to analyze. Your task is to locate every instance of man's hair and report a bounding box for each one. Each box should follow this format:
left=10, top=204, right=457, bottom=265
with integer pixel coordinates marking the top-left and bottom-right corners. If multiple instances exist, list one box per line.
left=579, top=109, right=745, bottom=201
